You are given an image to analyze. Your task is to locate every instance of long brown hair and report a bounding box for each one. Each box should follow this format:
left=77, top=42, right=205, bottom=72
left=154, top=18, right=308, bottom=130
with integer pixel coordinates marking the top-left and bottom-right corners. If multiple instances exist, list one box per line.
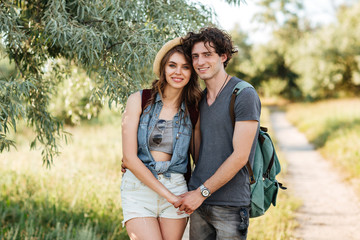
left=145, top=45, right=202, bottom=117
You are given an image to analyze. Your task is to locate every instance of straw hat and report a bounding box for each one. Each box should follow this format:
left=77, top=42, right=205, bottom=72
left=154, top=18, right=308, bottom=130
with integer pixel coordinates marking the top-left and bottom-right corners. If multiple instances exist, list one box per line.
left=153, top=37, right=182, bottom=78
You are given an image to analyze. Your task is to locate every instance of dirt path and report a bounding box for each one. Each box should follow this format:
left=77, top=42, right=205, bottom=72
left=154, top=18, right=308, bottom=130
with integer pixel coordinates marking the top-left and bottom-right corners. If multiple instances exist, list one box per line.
left=271, top=111, right=360, bottom=240
left=183, top=110, right=360, bottom=240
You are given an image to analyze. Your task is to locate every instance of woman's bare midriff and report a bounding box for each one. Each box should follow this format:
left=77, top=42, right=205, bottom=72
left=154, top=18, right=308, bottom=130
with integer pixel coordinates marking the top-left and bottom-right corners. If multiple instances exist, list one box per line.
left=151, top=151, right=172, bottom=162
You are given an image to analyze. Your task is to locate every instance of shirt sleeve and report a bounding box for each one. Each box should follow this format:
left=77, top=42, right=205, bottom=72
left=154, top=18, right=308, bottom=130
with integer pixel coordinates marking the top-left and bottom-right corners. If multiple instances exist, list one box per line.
left=234, top=87, right=261, bottom=122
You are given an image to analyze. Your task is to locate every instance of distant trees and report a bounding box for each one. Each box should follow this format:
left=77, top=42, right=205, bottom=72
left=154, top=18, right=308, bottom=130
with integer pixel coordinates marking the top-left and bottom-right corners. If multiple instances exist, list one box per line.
left=291, top=2, right=360, bottom=100
left=226, top=25, right=253, bottom=82
left=229, top=0, right=360, bottom=100
left=228, top=0, right=305, bottom=100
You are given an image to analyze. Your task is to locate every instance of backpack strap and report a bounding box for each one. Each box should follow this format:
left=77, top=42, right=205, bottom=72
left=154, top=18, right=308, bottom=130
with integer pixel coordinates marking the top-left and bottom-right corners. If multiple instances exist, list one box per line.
left=229, top=81, right=254, bottom=127
left=230, top=81, right=256, bottom=184
left=188, top=105, right=199, bottom=129
left=141, top=89, right=152, bottom=112
left=259, top=127, right=276, bottom=179
left=185, top=104, right=198, bottom=184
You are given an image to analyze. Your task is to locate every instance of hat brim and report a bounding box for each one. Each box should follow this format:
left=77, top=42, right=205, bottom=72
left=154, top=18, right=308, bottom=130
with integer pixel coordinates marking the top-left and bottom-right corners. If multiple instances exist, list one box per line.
left=153, top=37, right=182, bottom=78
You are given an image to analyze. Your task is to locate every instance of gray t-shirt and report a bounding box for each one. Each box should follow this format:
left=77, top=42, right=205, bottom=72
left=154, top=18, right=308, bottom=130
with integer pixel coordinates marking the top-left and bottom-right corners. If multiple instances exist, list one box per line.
left=188, top=77, right=261, bottom=206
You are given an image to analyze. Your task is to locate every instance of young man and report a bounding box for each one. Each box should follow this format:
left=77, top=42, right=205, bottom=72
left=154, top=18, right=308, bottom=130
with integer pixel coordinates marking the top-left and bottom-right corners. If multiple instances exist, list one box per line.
left=174, top=27, right=261, bottom=240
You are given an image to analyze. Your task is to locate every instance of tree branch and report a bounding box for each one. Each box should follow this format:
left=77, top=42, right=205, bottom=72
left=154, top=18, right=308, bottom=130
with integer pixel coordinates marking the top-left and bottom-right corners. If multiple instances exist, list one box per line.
left=12, top=48, right=25, bottom=78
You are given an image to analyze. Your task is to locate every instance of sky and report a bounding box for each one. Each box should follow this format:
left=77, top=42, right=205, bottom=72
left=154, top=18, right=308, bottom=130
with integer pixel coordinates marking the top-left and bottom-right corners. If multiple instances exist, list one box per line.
left=195, top=0, right=352, bottom=43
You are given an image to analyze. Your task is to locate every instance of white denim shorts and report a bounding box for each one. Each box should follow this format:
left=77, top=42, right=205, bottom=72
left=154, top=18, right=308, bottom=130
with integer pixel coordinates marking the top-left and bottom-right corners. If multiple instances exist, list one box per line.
left=121, top=170, right=189, bottom=225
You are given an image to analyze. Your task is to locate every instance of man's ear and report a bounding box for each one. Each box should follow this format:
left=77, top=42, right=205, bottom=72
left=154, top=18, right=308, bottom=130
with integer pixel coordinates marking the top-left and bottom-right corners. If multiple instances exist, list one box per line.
left=220, top=54, right=227, bottom=63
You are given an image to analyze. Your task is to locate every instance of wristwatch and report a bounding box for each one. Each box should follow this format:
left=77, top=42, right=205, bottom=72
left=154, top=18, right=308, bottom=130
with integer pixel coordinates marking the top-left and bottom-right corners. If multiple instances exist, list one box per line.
left=199, top=184, right=211, bottom=198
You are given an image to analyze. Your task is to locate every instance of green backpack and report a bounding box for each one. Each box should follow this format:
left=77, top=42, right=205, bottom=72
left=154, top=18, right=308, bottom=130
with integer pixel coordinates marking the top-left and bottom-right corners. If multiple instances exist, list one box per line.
left=230, top=81, right=286, bottom=218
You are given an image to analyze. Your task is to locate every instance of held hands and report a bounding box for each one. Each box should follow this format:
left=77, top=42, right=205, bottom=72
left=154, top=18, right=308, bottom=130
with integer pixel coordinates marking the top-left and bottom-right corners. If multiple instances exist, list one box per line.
left=167, top=194, right=181, bottom=205
left=121, top=160, right=203, bottom=215
left=173, top=189, right=205, bottom=215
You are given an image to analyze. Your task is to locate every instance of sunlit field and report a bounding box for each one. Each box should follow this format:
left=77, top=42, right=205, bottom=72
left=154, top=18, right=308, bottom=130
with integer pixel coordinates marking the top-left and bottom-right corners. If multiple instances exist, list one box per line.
left=0, top=108, right=128, bottom=239
left=286, top=98, right=360, bottom=195
left=0, top=106, right=300, bottom=239
left=1, top=0, right=360, bottom=239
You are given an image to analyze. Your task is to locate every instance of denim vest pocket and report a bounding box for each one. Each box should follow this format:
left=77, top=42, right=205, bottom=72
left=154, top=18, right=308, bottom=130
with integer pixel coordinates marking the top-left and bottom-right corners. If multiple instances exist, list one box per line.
left=174, top=123, right=192, bottom=159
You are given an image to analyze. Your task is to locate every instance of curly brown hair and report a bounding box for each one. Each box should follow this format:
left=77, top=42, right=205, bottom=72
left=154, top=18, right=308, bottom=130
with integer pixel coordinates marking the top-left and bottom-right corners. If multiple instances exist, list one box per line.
left=181, top=27, right=238, bottom=68
left=145, top=45, right=202, bottom=117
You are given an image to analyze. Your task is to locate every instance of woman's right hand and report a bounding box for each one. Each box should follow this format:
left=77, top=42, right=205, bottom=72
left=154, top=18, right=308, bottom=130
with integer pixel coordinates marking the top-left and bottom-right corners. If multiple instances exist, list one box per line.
left=121, top=161, right=127, bottom=173
left=169, top=195, right=188, bottom=215
left=167, top=194, right=180, bottom=205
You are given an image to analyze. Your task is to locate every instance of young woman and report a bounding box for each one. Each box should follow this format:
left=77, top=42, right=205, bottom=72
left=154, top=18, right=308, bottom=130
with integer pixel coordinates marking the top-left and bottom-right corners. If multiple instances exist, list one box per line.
left=121, top=37, right=202, bottom=240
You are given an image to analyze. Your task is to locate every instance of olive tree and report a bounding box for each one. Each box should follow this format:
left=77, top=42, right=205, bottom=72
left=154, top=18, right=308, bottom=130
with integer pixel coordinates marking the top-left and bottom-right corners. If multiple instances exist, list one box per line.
left=0, top=0, right=244, bottom=165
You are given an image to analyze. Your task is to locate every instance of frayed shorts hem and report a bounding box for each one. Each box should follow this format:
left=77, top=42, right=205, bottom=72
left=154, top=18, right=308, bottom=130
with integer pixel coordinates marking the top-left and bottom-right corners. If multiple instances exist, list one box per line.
left=122, top=214, right=189, bottom=227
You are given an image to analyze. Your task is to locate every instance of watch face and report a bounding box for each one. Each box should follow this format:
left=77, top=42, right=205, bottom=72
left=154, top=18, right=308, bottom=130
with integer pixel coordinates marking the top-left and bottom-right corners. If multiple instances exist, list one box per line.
left=202, top=189, right=210, bottom=197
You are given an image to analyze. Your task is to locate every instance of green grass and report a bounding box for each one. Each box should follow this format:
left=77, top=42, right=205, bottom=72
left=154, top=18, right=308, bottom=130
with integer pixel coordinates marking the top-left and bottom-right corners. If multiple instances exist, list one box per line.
left=286, top=98, right=360, bottom=193
left=249, top=106, right=301, bottom=240
left=0, top=108, right=128, bottom=239
left=0, top=105, right=301, bottom=239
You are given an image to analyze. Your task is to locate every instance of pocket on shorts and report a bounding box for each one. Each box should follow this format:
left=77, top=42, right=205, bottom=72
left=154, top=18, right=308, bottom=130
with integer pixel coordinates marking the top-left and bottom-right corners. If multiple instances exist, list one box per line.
left=121, top=172, right=143, bottom=191
left=166, top=174, right=188, bottom=195
left=170, top=174, right=187, bottom=186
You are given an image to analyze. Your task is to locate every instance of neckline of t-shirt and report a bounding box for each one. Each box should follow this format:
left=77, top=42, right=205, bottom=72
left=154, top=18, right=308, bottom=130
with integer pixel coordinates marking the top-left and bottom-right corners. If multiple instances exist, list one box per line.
left=205, top=76, right=236, bottom=108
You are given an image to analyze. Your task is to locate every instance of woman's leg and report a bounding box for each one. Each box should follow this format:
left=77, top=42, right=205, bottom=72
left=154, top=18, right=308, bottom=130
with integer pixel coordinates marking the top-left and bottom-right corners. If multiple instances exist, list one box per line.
left=158, top=217, right=188, bottom=240
left=126, top=217, right=163, bottom=240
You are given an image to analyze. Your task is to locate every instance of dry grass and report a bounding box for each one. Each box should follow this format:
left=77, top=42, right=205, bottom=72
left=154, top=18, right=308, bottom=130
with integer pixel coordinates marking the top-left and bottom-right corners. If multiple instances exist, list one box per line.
left=0, top=105, right=302, bottom=239
left=286, top=98, right=360, bottom=196
left=0, top=108, right=128, bottom=239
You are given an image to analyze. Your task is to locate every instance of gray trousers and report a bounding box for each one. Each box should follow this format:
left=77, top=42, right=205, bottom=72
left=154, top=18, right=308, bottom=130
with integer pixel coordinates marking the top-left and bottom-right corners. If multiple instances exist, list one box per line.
left=190, top=204, right=250, bottom=240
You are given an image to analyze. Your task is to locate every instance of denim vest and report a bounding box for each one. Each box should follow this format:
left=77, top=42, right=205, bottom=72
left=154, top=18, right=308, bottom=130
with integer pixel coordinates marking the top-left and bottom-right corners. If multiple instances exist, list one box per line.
left=137, top=91, right=192, bottom=178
